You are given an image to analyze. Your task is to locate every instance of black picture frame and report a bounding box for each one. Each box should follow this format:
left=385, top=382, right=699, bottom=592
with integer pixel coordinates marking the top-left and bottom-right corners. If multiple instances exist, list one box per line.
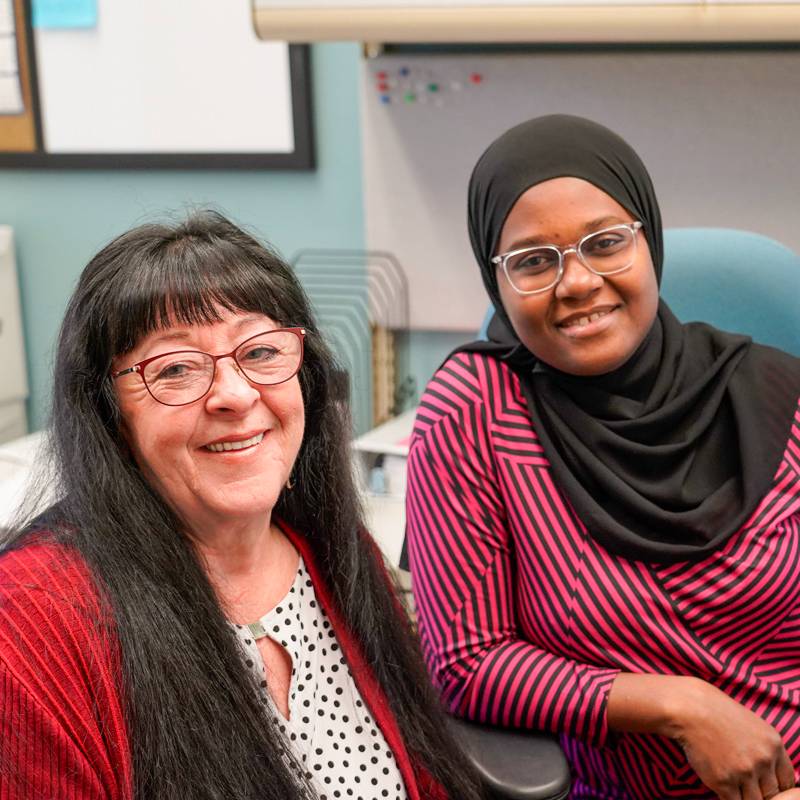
left=0, top=0, right=315, bottom=170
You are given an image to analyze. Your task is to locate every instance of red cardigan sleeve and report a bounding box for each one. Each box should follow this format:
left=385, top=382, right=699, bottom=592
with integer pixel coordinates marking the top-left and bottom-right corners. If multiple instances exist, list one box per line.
left=0, top=542, right=132, bottom=799
left=406, top=354, right=619, bottom=747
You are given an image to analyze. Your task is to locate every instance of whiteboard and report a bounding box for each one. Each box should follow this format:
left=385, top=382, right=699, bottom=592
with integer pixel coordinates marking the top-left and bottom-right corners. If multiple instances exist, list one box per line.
left=0, top=0, right=313, bottom=168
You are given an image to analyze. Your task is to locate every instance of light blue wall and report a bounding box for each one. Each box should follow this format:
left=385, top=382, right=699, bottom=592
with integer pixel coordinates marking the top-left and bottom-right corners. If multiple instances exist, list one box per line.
left=406, top=330, right=473, bottom=398
left=1, top=44, right=365, bottom=430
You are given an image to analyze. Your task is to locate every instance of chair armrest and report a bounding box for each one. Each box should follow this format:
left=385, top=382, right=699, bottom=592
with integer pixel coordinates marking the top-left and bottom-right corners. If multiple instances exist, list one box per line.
left=446, top=716, right=571, bottom=800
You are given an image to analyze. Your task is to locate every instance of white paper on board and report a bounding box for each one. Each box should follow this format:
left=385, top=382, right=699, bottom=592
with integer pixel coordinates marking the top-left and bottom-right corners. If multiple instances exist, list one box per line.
left=0, top=0, right=23, bottom=115
left=0, top=0, right=14, bottom=36
left=0, top=31, right=18, bottom=70
left=0, top=74, right=23, bottom=113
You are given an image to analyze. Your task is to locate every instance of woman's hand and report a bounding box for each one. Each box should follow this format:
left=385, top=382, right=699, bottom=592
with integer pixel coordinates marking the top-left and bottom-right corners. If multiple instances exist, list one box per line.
left=670, top=678, right=795, bottom=800
left=607, top=674, right=796, bottom=800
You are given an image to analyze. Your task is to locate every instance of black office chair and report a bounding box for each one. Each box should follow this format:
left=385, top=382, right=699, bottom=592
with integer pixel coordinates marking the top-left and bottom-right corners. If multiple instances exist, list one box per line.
left=446, top=716, right=570, bottom=800
left=397, top=561, right=570, bottom=799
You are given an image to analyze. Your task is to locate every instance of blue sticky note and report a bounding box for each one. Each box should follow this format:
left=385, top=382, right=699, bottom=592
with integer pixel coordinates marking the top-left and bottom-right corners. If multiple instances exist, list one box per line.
left=33, top=0, right=97, bottom=29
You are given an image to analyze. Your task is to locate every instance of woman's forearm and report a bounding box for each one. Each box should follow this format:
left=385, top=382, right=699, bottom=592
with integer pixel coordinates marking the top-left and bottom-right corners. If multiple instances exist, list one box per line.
left=607, top=671, right=796, bottom=799
left=606, top=672, right=705, bottom=738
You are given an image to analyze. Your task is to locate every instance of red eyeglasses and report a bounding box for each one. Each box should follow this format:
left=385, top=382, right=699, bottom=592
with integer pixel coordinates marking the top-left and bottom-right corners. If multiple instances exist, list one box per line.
left=112, top=327, right=306, bottom=406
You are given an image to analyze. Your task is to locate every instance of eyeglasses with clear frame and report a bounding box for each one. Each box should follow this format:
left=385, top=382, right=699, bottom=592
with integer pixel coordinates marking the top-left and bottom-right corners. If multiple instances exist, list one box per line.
left=111, top=327, right=306, bottom=407
left=491, top=221, right=644, bottom=296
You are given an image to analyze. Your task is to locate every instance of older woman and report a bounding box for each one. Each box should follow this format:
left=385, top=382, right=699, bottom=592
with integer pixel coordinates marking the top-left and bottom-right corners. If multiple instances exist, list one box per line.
left=0, top=212, right=481, bottom=800
left=406, top=115, right=800, bottom=800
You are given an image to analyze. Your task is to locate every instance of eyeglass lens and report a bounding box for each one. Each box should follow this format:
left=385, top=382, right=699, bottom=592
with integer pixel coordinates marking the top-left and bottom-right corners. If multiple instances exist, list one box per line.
left=504, top=226, right=637, bottom=293
left=142, top=330, right=302, bottom=406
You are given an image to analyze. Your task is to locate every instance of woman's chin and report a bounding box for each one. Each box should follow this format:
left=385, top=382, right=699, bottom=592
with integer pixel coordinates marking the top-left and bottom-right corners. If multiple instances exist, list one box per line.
left=539, top=346, right=633, bottom=377
left=187, top=487, right=284, bottom=528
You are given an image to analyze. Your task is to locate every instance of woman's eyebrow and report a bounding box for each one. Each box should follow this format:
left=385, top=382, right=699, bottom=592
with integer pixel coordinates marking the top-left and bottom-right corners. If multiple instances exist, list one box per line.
left=502, top=216, right=629, bottom=253
left=140, top=317, right=270, bottom=353
left=144, top=330, right=194, bottom=349
left=232, top=315, right=269, bottom=331
left=582, top=215, right=626, bottom=232
left=505, top=234, right=551, bottom=250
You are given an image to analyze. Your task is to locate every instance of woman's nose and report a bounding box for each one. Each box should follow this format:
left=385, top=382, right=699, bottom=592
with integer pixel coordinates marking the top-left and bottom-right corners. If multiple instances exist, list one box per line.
left=204, top=357, right=260, bottom=412
left=554, top=249, right=604, bottom=300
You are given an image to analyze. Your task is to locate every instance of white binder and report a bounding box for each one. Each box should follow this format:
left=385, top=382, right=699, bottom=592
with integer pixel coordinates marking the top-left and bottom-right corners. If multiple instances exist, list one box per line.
left=0, top=226, right=29, bottom=444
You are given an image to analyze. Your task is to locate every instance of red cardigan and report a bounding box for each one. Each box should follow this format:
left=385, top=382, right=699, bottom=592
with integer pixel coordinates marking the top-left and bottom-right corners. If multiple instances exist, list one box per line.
left=0, top=524, right=446, bottom=800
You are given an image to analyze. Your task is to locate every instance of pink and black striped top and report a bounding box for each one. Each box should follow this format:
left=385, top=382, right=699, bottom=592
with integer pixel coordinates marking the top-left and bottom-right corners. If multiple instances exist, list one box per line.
left=406, top=351, right=800, bottom=800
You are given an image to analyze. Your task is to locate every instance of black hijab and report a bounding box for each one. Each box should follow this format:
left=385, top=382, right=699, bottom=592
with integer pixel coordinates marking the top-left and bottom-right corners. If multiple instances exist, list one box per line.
left=457, top=114, right=800, bottom=564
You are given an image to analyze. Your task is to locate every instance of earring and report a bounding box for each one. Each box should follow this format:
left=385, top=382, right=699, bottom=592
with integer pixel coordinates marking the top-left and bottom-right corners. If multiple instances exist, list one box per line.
left=285, top=476, right=295, bottom=490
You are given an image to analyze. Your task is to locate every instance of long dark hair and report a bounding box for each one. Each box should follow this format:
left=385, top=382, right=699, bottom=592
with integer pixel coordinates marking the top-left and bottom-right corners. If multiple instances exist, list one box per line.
left=4, top=211, right=481, bottom=800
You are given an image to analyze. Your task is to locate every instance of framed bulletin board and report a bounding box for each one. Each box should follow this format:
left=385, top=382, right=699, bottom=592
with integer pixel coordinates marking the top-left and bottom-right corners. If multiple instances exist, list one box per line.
left=0, top=0, right=314, bottom=169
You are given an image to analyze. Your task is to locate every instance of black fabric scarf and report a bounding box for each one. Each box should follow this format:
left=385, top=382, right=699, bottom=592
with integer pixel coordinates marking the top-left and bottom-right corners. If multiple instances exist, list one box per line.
left=456, top=114, right=800, bottom=564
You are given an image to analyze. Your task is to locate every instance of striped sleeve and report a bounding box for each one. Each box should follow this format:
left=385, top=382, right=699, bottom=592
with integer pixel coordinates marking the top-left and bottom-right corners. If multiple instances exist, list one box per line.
left=406, top=354, right=618, bottom=747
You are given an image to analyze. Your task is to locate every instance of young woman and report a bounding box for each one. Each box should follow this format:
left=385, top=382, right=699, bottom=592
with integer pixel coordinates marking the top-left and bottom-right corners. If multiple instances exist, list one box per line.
left=406, top=114, right=800, bottom=800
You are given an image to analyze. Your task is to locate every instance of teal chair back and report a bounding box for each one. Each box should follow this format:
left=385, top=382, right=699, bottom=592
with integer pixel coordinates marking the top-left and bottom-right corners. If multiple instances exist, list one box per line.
left=660, top=228, right=800, bottom=356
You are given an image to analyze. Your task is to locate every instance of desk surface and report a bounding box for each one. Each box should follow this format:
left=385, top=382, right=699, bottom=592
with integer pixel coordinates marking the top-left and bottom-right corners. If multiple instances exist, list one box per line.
left=352, top=408, right=416, bottom=457
left=0, top=430, right=42, bottom=528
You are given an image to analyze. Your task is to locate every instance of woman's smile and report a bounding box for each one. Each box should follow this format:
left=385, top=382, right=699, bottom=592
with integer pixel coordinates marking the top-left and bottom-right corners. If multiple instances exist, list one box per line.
left=556, top=303, right=621, bottom=339
left=202, top=430, right=267, bottom=453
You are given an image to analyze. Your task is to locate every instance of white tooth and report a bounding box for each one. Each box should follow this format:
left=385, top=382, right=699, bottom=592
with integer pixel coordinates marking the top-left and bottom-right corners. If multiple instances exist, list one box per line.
left=206, top=432, right=264, bottom=452
left=578, top=317, right=588, bottom=327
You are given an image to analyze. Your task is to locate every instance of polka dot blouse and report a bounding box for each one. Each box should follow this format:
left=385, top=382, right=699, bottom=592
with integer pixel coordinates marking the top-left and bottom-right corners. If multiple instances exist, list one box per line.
left=231, top=559, right=409, bottom=800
